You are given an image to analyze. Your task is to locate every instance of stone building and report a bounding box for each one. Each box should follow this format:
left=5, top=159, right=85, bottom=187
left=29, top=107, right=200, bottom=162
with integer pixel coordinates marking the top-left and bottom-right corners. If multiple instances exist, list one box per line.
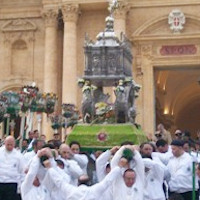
left=0, top=0, right=200, bottom=139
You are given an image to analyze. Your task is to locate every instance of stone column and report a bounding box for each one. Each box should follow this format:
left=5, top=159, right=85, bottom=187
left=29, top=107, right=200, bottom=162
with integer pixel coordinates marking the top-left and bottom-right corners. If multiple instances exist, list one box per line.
left=42, top=8, right=58, bottom=94
left=42, top=8, right=58, bottom=140
left=113, top=1, right=129, bottom=37
left=61, top=4, right=79, bottom=105
left=141, top=45, right=155, bottom=136
left=109, top=1, right=129, bottom=102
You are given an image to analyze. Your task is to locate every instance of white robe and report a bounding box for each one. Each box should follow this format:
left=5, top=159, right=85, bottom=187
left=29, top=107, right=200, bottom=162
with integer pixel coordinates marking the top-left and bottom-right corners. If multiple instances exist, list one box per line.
left=0, top=146, right=25, bottom=194
left=96, top=150, right=111, bottom=182
left=111, top=179, right=143, bottom=200
left=111, top=147, right=145, bottom=200
left=152, top=147, right=173, bottom=166
left=59, top=156, right=83, bottom=186
left=143, top=158, right=166, bottom=200
left=45, top=166, right=70, bottom=200
left=167, top=152, right=199, bottom=193
left=21, top=156, right=51, bottom=200
left=23, top=150, right=36, bottom=170
left=46, top=166, right=121, bottom=200
left=72, top=154, right=88, bottom=174
left=0, top=146, right=25, bottom=183
left=95, top=150, right=114, bottom=200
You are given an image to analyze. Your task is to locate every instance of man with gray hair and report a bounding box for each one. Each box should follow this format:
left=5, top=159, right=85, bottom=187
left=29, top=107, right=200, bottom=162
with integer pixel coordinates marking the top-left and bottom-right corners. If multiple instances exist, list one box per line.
left=0, top=136, right=25, bottom=200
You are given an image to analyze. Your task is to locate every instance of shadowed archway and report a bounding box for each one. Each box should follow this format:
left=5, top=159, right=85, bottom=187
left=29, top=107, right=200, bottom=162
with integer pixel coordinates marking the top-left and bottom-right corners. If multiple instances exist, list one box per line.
left=155, top=68, right=200, bottom=136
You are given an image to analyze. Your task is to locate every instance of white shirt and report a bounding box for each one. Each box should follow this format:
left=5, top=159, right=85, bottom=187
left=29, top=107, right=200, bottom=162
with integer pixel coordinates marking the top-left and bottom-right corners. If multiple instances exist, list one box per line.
left=46, top=166, right=121, bottom=200
left=59, top=156, right=83, bottom=186
left=143, top=158, right=166, bottom=200
left=23, top=150, right=36, bottom=169
left=96, top=150, right=111, bottom=182
left=72, top=154, right=88, bottom=174
left=0, top=146, right=25, bottom=183
left=111, top=178, right=143, bottom=200
left=44, top=165, right=70, bottom=200
left=111, top=147, right=145, bottom=200
left=95, top=150, right=113, bottom=200
left=167, top=152, right=199, bottom=193
left=152, top=148, right=173, bottom=166
left=21, top=155, right=51, bottom=200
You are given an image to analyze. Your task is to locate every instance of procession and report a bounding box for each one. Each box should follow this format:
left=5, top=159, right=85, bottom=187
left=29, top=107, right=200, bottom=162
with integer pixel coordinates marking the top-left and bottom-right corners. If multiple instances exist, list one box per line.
left=1, top=0, right=200, bottom=199
left=1, top=128, right=200, bottom=200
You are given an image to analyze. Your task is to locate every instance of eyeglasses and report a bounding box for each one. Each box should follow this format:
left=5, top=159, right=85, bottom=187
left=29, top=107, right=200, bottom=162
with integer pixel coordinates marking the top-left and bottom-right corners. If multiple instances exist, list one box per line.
left=175, top=133, right=182, bottom=136
left=155, top=134, right=162, bottom=137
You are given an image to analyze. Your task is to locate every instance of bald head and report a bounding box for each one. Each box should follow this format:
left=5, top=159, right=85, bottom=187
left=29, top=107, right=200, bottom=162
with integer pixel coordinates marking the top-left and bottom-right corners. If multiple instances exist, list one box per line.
left=59, top=144, right=72, bottom=159
left=5, top=136, right=15, bottom=151
left=59, top=144, right=69, bottom=151
left=78, top=174, right=90, bottom=186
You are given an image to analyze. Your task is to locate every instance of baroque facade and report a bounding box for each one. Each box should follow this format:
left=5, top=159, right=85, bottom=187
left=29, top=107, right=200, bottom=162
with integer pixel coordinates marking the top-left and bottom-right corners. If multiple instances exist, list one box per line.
left=0, top=0, right=200, bottom=139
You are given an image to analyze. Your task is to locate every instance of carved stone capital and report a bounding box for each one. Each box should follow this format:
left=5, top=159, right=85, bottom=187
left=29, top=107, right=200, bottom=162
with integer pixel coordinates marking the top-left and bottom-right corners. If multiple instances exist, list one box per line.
left=113, top=1, right=129, bottom=20
left=61, top=4, right=79, bottom=23
left=141, top=45, right=153, bottom=60
left=42, top=9, right=58, bottom=27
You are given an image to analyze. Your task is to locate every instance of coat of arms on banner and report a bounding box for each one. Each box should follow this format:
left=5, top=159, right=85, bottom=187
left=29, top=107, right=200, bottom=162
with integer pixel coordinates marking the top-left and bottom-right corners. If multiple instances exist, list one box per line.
left=168, top=9, right=185, bottom=33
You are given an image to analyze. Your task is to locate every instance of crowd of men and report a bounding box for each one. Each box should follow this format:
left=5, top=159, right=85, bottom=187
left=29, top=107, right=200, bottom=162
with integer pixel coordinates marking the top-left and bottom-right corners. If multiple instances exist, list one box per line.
left=0, top=125, right=200, bottom=200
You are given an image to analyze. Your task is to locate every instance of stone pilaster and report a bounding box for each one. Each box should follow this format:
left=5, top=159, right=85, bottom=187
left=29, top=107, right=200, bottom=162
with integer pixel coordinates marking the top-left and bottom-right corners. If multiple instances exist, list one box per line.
left=141, top=44, right=155, bottom=136
left=61, top=4, right=79, bottom=105
left=134, top=53, right=144, bottom=128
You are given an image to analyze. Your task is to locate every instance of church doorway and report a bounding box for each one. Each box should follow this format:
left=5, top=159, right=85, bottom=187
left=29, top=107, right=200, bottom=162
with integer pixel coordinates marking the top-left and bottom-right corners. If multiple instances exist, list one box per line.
left=154, top=67, right=200, bottom=137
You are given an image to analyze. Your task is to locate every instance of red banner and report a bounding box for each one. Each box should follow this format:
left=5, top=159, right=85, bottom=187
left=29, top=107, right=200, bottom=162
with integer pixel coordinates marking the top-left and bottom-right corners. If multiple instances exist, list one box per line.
left=160, top=45, right=197, bottom=56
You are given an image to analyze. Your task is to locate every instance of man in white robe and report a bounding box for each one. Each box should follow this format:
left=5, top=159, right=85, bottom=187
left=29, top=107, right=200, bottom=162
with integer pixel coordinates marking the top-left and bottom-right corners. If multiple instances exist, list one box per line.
left=167, top=140, right=199, bottom=200
left=59, top=144, right=83, bottom=185
left=46, top=159, right=71, bottom=200
left=21, top=149, right=51, bottom=200
left=69, top=141, right=89, bottom=174
left=96, top=146, right=119, bottom=182
left=23, top=139, right=45, bottom=170
left=110, top=145, right=145, bottom=200
left=143, top=158, right=166, bottom=200
left=0, top=136, right=25, bottom=200
left=43, top=156, right=128, bottom=200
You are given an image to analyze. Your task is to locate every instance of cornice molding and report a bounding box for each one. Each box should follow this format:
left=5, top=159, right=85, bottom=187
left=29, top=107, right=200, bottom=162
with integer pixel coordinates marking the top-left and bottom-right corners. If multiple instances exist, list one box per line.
left=132, top=34, right=200, bottom=42
left=128, top=0, right=200, bottom=8
left=61, top=0, right=200, bottom=7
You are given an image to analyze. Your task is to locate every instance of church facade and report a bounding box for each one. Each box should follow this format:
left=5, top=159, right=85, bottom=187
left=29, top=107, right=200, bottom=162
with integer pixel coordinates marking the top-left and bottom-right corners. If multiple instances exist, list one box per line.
left=0, top=0, right=200, bottom=139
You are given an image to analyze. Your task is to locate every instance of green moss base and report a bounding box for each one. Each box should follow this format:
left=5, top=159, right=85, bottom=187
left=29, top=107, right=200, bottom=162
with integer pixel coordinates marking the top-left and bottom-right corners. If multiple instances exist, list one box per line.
left=67, top=124, right=147, bottom=152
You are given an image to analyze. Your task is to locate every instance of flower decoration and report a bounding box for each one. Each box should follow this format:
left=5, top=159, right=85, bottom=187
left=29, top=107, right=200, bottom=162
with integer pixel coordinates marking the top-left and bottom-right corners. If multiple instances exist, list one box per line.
left=49, top=112, right=63, bottom=132
left=97, top=131, right=108, bottom=142
left=44, top=93, right=58, bottom=114
left=0, top=95, right=7, bottom=122
left=62, top=103, right=79, bottom=128
left=2, top=91, right=21, bottom=119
